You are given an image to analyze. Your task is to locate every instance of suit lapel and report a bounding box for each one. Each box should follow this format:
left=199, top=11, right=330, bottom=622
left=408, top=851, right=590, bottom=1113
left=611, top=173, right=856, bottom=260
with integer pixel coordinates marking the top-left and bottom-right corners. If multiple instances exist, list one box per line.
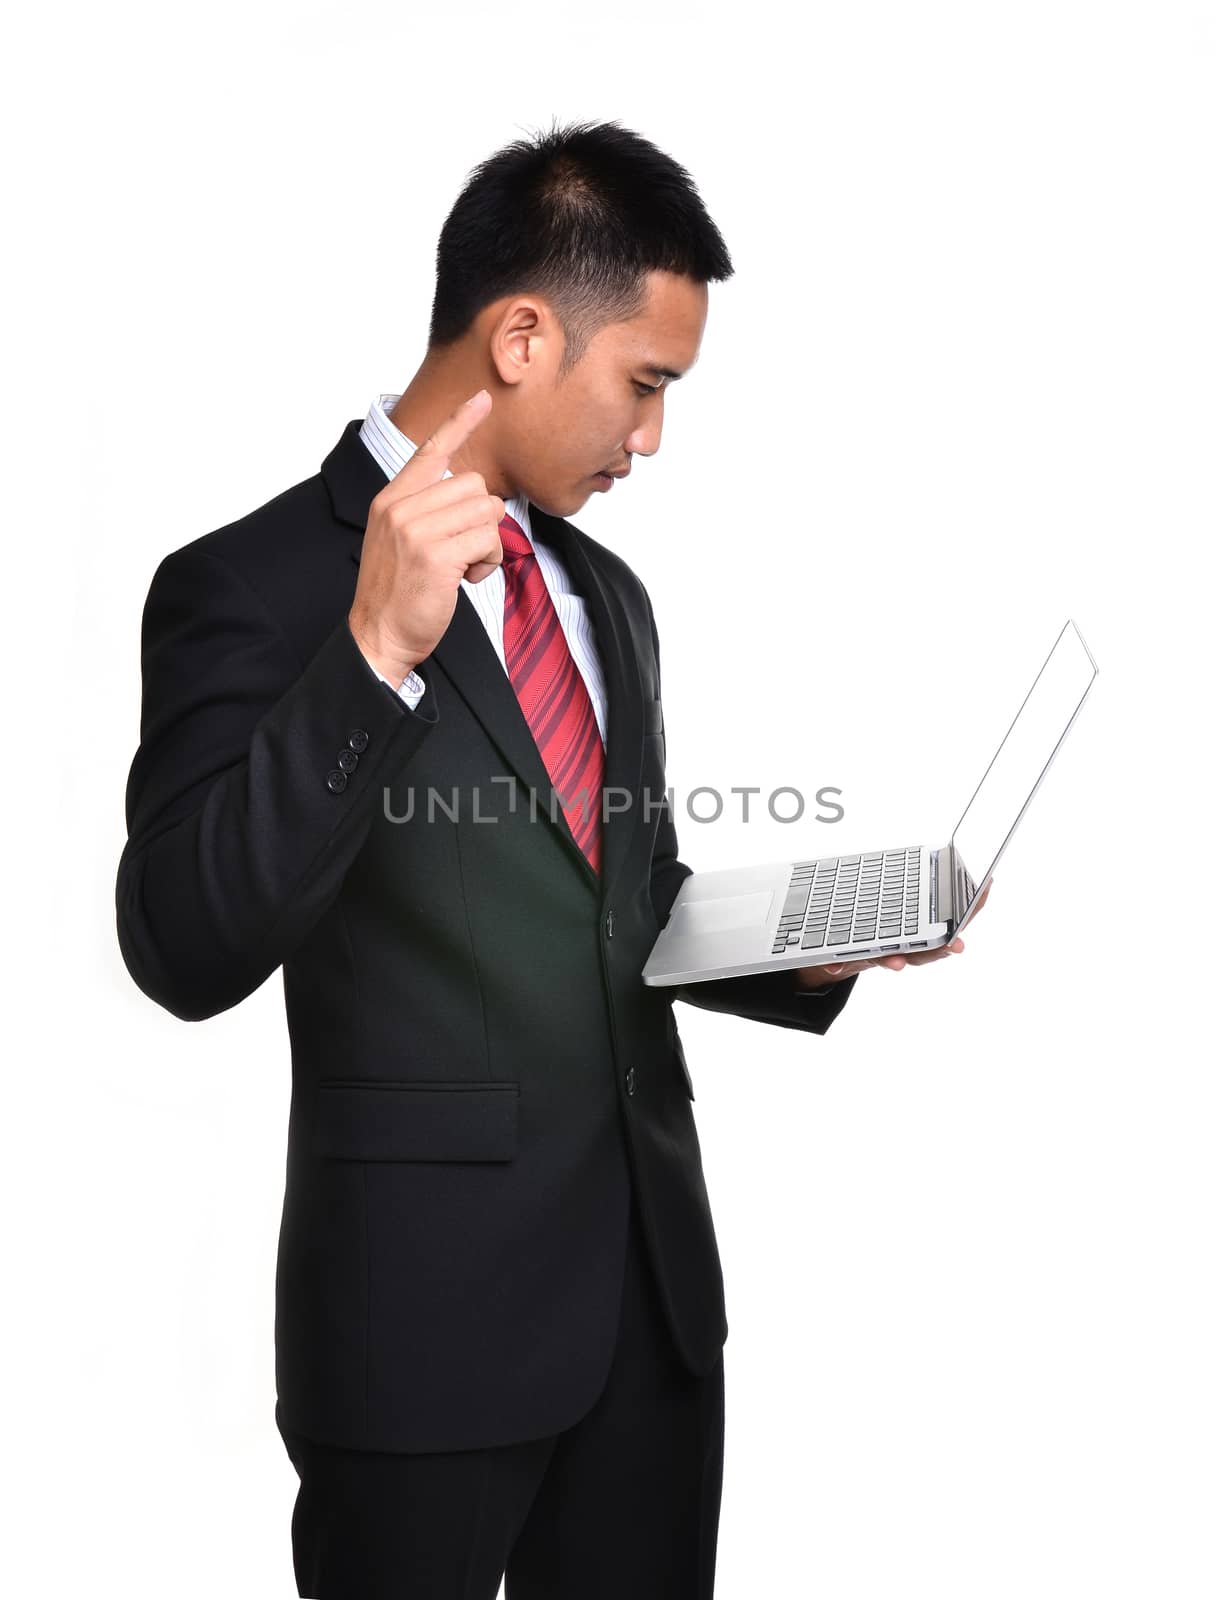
left=322, top=419, right=645, bottom=902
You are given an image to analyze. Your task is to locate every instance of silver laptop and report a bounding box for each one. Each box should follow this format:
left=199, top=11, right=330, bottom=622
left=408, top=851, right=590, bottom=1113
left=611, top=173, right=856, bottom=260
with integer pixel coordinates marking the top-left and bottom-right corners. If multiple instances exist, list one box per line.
left=642, top=618, right=1098, bottom=987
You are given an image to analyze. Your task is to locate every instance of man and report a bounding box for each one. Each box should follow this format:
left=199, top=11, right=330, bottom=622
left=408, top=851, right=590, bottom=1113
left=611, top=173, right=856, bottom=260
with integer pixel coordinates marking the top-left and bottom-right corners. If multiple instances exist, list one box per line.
left=116, top=119, right=970, bottom=1598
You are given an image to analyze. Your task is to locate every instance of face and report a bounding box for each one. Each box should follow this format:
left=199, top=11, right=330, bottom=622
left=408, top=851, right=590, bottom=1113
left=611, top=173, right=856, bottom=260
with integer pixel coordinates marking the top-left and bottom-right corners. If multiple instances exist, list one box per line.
left=489, top=269, right=708, bottom=517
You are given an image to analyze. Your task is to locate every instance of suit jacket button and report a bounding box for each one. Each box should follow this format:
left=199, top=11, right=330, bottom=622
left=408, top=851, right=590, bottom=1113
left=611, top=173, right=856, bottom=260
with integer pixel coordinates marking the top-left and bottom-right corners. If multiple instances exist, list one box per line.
left=337, top=748, right=359, bottom=773
left=326, top=769, right=348, bottom=794
left=348, top=729, right=370, bottom=753
left=625, top=1066, right=636, bottom=1096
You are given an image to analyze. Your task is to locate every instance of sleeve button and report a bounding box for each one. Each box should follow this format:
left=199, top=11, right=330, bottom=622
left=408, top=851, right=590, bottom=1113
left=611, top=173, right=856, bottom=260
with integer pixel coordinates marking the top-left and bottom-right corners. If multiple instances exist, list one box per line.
left=325, top=769, right=348, bottom=794
left=348, top=729, right=370, bottom=753
left=337, top=749, right=359, bottom=773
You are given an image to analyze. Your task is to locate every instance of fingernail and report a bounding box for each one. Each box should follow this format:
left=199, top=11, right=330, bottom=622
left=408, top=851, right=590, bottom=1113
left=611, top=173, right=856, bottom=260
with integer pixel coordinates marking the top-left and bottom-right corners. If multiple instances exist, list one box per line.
left=470, top=388, right=489, bottom=404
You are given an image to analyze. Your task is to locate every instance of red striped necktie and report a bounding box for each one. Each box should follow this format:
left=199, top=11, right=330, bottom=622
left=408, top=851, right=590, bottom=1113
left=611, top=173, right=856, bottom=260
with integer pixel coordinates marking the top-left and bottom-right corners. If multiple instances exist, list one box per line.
left=499, top=513, right=605, bottom=875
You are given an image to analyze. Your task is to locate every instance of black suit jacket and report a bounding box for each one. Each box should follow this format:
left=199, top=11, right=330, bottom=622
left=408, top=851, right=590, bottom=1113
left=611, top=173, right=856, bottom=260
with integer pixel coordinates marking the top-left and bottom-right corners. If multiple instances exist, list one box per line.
left=116, top=417, right=857, bottom=1453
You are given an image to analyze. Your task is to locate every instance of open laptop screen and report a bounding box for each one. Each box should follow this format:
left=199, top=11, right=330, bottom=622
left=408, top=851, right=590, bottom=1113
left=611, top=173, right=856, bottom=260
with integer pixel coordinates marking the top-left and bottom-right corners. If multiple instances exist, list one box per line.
left=950, top=619, right=1098, bottom=929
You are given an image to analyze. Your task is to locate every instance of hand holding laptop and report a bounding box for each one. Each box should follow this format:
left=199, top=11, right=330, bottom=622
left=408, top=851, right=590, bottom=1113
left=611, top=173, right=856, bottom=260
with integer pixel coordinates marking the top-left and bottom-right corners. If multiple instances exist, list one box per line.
left=792, top=878, right=992, bottom=989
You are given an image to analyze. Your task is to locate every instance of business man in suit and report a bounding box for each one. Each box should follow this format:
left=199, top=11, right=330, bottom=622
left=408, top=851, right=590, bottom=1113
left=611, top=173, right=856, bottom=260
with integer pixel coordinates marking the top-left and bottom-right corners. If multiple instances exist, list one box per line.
left=116, top=119, right=969, bottom=1598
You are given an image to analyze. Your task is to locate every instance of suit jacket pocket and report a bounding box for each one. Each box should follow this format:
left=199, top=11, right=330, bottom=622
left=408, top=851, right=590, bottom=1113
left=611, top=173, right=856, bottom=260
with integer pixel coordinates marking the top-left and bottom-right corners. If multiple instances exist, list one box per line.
left=313, top=1080, right=519, bottom=1162
left=643, top=695, right=664, bottom=737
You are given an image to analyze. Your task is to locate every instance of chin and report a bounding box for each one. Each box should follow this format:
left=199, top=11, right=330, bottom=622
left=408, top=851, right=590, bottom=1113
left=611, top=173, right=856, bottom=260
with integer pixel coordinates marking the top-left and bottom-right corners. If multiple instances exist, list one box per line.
left=533, top=485, right=592, bottom=519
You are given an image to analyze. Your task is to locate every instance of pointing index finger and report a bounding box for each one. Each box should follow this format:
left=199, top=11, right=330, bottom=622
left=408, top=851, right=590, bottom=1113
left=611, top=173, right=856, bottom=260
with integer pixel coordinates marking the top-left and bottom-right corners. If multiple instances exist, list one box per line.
left=412, top=388, right=492, bottom=469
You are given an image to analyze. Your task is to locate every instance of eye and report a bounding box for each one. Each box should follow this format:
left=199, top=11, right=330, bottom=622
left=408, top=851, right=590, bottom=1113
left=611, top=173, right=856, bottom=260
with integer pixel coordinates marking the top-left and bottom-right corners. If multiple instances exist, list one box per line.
left=633, top=380, right=662, bottom=397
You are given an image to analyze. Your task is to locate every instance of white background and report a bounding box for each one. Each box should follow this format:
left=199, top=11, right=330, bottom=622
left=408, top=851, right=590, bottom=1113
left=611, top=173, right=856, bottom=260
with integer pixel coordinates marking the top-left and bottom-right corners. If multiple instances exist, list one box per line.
left=5, top=0, right=1216, bottom=1594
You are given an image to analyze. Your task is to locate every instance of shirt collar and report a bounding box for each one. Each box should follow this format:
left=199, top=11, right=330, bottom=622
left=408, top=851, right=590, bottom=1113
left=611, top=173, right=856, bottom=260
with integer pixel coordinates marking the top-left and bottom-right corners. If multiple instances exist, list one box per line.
left=358, top=393, right=534, bottom=540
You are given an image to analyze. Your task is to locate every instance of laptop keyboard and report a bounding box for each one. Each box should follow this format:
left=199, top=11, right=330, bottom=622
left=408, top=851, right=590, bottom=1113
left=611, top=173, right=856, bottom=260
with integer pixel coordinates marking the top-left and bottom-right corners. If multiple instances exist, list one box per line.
left=770, top=848, right=922, bottom=956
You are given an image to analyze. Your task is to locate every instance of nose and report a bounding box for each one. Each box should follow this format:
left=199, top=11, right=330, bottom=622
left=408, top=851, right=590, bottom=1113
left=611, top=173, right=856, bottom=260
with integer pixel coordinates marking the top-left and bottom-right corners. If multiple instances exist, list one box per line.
left=624, top=407, right=663, bottom=458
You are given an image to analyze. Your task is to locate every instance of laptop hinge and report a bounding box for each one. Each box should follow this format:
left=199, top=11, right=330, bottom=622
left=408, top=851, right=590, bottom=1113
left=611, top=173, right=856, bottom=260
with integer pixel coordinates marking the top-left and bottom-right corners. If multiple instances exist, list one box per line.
left=932, top=844, right=954, bottom=928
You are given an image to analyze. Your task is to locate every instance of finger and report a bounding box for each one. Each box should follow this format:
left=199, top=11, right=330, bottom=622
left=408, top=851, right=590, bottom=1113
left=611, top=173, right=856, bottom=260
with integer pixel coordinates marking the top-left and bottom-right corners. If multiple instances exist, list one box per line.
left=819, top=935, right=967, bottom=980
left=383, top=470, right=501, bottom=518
left=464, top=559, right=501, bottom=583
left=392, top=491, right=506, bottom=550
left=799, top=951, right=902, bottom=986
left=448, top=524, right=505, bottom=574
left=821, top=959, right=876, bottom=979
left=795, top=961, right=852, bottom=986
left=903, top=937, right=964, bottom=967
left=376, top=392, right=493, bottom=503
left=412, top=390, right=492, bottom=475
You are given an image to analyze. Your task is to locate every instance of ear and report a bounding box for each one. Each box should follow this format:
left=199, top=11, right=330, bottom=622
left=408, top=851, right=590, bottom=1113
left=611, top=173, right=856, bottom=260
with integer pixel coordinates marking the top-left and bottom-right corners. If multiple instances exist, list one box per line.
left=489, top=296, right=552, bottom=390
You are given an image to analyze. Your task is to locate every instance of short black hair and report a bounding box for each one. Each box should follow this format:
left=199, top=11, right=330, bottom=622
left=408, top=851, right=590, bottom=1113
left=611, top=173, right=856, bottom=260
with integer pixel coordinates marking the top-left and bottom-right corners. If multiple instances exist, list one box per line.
left=428, top=118, right=734, bottom=378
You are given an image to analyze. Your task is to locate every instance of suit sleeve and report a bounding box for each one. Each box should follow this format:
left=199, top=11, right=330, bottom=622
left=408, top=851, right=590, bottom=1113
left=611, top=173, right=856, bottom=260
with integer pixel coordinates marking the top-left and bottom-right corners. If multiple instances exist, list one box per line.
left=116, top=543, right=439, bottom=1022
left=644, top=592, right=857, bottom=1036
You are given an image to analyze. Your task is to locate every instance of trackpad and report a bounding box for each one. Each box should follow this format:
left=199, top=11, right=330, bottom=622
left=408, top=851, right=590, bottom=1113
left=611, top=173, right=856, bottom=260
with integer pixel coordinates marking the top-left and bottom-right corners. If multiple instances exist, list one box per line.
left=668, top=891, right=774, bottom=937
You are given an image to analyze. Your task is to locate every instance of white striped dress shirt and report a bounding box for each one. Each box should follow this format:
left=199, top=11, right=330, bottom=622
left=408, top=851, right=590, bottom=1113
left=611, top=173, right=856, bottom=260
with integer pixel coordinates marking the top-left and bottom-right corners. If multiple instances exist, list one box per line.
left=357, top=394, right=608, bottom=746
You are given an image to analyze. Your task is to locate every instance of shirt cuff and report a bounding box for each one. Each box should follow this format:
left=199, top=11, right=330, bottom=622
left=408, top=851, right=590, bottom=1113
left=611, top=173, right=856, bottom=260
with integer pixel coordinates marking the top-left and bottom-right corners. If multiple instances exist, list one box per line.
left=373, top=665, right=427, bottom=710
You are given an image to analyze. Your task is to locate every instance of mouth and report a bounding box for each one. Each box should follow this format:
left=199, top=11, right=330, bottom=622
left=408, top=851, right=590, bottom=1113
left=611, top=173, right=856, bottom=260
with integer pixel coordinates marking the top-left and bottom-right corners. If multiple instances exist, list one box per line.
left=593, top=467, right=630, bottom=489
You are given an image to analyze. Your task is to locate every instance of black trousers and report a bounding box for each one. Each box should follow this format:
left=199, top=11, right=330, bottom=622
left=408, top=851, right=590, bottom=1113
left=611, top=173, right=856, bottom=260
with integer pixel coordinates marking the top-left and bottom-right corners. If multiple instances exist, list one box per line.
left=276, top=1187, right=726, bottom=1598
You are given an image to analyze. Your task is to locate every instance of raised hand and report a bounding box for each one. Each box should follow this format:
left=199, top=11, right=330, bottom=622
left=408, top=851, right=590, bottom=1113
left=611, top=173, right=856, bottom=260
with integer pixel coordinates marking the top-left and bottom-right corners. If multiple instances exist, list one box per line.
left=348, top=389, right=506, bottom=682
